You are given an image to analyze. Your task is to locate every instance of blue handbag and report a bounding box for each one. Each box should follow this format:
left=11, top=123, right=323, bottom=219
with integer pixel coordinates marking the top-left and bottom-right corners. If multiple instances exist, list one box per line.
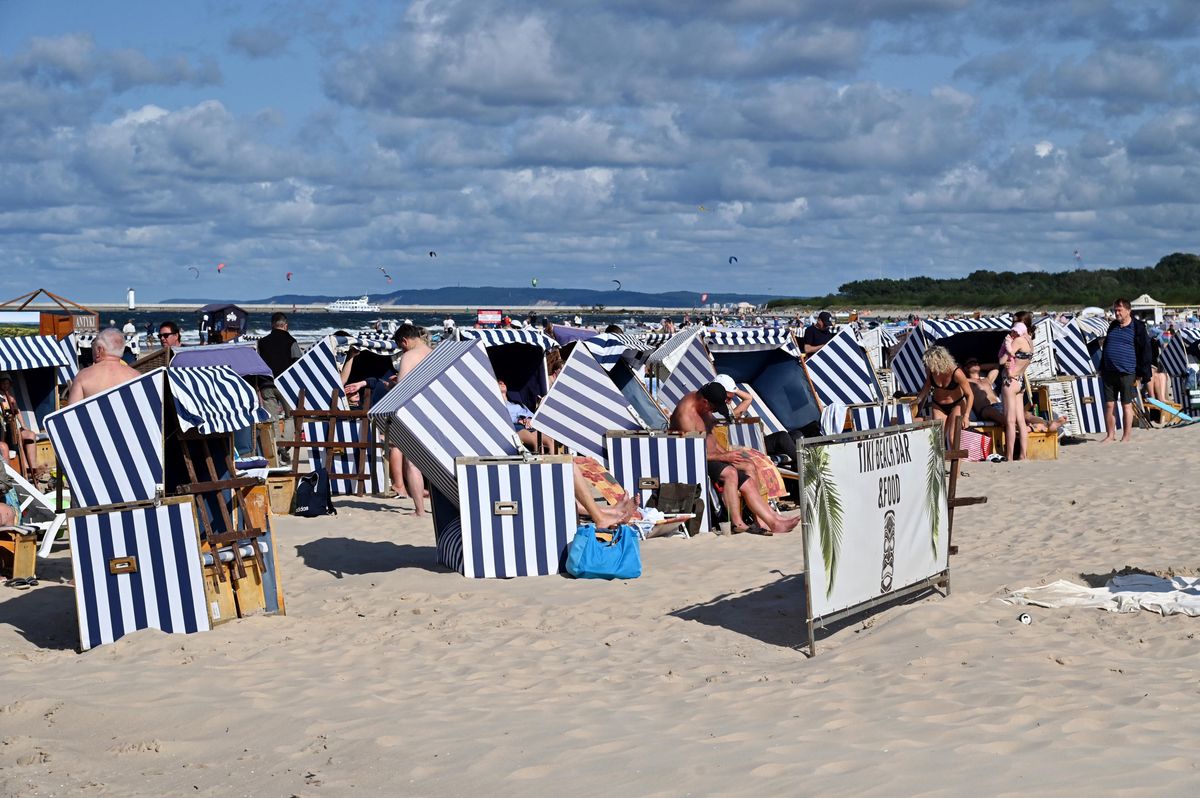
left=566, top=523, right=642, bottom=580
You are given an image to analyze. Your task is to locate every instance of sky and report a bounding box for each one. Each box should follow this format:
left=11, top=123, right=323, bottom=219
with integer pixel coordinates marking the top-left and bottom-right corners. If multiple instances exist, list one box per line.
left=2, top=0, right=1199, bottom=303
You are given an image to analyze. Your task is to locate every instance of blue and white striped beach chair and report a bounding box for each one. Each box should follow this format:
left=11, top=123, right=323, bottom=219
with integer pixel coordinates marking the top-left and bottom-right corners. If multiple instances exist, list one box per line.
left=275, top=336, right=347, bottom=412
left=369, top=340, right=577, bottom=577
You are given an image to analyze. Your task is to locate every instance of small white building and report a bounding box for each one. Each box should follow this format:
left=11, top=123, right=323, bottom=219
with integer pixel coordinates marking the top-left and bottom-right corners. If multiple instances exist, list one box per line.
left=1130, top=293, right=1164, bottom=325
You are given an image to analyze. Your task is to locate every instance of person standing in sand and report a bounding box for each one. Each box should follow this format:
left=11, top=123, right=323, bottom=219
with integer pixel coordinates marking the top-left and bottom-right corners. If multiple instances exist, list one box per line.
left=66, top=328, right=140, bottom=405
left=1100, top=298, right=1152, bottom=443
left=392, top=323, right=432, bottom=516
left=998, top=322, right=1033, bottom=460
left=670, top=382, right=799, bottom=535
left=914, top=346, right=973, bottom=446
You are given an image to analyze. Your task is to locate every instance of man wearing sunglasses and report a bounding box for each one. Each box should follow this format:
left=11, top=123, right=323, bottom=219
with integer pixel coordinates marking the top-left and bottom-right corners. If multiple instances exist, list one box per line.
left=157, top=320, right=182, bottom=350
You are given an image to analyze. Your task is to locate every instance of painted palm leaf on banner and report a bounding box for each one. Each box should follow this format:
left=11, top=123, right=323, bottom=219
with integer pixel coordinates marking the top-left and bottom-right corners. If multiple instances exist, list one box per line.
left=803, top=445, right=844, bottom=597
left=926, top=425, right=945, bottom=558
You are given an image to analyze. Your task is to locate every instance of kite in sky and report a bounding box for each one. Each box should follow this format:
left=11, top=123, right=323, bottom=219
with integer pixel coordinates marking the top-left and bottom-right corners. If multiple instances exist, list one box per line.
left=379, top=266, right=393, bottom=283
left=216, top=262, right=226, bottom=273
left=728, top=256, right=738, bottom=264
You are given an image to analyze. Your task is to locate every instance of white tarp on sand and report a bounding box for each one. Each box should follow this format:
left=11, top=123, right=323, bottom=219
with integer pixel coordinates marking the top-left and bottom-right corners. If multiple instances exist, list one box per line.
left=1001, top=574, right=1200, bottom=617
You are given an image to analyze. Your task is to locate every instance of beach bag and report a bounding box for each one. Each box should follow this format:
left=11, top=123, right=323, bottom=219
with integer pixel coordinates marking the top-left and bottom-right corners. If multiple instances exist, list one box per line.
left=293, top=469, right=337, bottom=517
left=566, top=523, right=641, bottom=580
left=960, top=429, right=992, bottom=462
left=647, top=482, right=704, bottom=537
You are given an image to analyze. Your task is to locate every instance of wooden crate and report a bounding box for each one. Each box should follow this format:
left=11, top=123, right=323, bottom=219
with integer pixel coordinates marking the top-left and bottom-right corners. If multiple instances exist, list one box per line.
left=266, top=476, right=295, bottom=515
left=35, top=440, right=55, bottom=471
left=982, top=426, right=1058, bottom=460
left=0, top=527, right=36, bottom=580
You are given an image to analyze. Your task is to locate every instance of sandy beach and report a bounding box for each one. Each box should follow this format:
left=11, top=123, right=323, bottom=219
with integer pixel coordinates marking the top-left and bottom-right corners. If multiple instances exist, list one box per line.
left=2, top=427, right=1198, bottom=797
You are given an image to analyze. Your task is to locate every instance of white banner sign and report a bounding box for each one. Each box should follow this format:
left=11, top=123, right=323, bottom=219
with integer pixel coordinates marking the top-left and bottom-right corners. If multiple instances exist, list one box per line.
left=803, top=424, right=949, bottom=619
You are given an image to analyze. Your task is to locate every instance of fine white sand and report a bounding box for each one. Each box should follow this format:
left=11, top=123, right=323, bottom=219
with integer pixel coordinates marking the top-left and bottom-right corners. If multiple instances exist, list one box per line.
left=2, top=428, right=1199, bottom=796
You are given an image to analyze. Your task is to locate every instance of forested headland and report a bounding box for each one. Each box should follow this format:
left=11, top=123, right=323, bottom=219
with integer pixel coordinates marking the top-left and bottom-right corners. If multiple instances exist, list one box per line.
left=767, top=252, right=1200, bottom=310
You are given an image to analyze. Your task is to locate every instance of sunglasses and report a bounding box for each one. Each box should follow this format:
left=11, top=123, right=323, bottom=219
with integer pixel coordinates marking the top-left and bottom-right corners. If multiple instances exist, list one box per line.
left=159, top=332, right=178, bottom=339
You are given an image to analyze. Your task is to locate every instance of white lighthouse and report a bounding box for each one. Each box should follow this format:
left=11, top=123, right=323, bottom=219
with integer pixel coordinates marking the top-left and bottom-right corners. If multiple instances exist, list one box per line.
left=127, top=288, right=136, bottom=311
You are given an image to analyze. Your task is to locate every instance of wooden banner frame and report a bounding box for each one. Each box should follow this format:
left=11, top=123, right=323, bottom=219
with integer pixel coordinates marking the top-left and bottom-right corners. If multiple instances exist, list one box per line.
left=797, top=420, right=971, bottom=657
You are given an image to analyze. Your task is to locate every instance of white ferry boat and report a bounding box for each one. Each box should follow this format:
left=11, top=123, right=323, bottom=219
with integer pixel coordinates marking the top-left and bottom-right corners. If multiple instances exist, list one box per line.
left=325, top=296, right=380, bottom=313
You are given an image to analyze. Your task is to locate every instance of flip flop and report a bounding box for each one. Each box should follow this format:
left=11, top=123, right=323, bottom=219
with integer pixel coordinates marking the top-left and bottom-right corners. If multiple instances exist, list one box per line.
left=745, top=523, right=773, bottom=537
left=5, top=577, right=31, bottom=590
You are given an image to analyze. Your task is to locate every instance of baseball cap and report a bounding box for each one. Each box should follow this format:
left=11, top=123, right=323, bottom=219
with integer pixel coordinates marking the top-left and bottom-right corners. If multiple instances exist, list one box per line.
left=713, top=374, right=737, bottom=393
left=818, top=311, right=833, bottom=325
left=699, top=382, right=730, bottom=415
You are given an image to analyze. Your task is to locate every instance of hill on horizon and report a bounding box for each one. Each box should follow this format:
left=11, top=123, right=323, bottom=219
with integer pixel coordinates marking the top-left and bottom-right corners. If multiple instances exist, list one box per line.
left=161, top=285, right=776, bottom=307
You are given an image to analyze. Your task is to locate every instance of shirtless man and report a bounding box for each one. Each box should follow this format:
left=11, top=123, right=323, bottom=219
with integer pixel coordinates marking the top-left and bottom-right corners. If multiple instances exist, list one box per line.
left=66, top=328, right=140, bottom=405
left=963, top=359, right=1065, bottom=433
left=392, top=323, right=433, bottom=516
left=670, top=382, right=799, bottom=535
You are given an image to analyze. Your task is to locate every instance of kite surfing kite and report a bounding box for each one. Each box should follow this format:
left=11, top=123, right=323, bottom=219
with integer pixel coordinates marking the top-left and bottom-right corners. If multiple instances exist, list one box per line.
left=700, top=292, right=709, bottom=303
left=216, top=262, right=226, bottom=274
left=428, top=251, right=437, bottom=258
left=286, top=272, right=293, bottom=282
left=612, top=279, right=622, bottom=291
left=728, top=256, right=738, bottom=264
left=378, top=266, right=393, bottom=283
left=187, top=266, right=199, bottom=279
left=531, top=278, right=538, bottom=287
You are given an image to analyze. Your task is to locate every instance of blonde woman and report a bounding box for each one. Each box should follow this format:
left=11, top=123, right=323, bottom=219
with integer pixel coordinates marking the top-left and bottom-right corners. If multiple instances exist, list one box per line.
left=915, top=346, right=973, bottom=444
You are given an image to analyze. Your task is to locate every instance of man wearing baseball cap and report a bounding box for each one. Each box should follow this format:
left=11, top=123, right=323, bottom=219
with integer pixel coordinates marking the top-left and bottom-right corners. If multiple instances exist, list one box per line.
left=669, top=381, right=800, bottom=535
left=803, top=311, right=836, bottom=354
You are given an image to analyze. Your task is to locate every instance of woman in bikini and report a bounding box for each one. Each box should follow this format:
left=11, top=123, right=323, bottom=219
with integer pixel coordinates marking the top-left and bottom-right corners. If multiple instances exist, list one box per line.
left=999, top=321, right=1033, bottom=461
left=915, top=346, right=974, bottom=446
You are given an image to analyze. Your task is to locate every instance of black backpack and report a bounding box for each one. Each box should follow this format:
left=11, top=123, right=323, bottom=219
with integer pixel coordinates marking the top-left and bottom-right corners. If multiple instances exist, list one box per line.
left=294, top=469, right=337, bottom=517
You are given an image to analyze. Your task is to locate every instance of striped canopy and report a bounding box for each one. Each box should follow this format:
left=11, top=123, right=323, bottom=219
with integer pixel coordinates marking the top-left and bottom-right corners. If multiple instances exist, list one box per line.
left=0, top=334, right=71, bottom=373
left=640, top=332, right=673, bottom=348
left=652, top=329, right=717, bottom=410
left=275, top=336, right=347, bottom=412
left=581, top=333, right=654, bottom=371
left=891, top=316, right=1012, bottom=395
left=646, top=325, right=703, bottom=372
left=532, top=344, right=641, bottom=463
left=1049, top=321, right=1095, bottom=377
left=704, top=328, right=801, bottom=356
left=919, top=315, right=1013, bottom=339
left=332, top=334, right=399, bottom=354
left=458, top=328, right=558, bottom=351
left=1161, top=335, right=1189, bottom=377
left=168, top=366, right=269, bottom=435
left=1072, top=315, right=1111, bottom=342
left=368, top=340, right=519, bottom=504
left=805, top=327, right=882, bottom=406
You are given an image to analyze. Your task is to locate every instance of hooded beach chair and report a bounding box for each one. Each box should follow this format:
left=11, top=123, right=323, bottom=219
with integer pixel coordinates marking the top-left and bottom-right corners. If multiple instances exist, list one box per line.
left=457, top=327, right=557, bottom=413
left=274, top=335, right=386, bottom=495
left=804, top=327, right=889, bottom=431
left=368, top=340, right=577, bottom=578
left=531, top=344, right=643, bottom=464
left=44, top=366, right=283, bottom=648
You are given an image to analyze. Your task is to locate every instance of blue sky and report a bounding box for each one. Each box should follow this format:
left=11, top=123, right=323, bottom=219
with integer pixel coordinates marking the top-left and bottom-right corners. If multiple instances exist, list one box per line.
left=2, top=0, right=1198, bottom=302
